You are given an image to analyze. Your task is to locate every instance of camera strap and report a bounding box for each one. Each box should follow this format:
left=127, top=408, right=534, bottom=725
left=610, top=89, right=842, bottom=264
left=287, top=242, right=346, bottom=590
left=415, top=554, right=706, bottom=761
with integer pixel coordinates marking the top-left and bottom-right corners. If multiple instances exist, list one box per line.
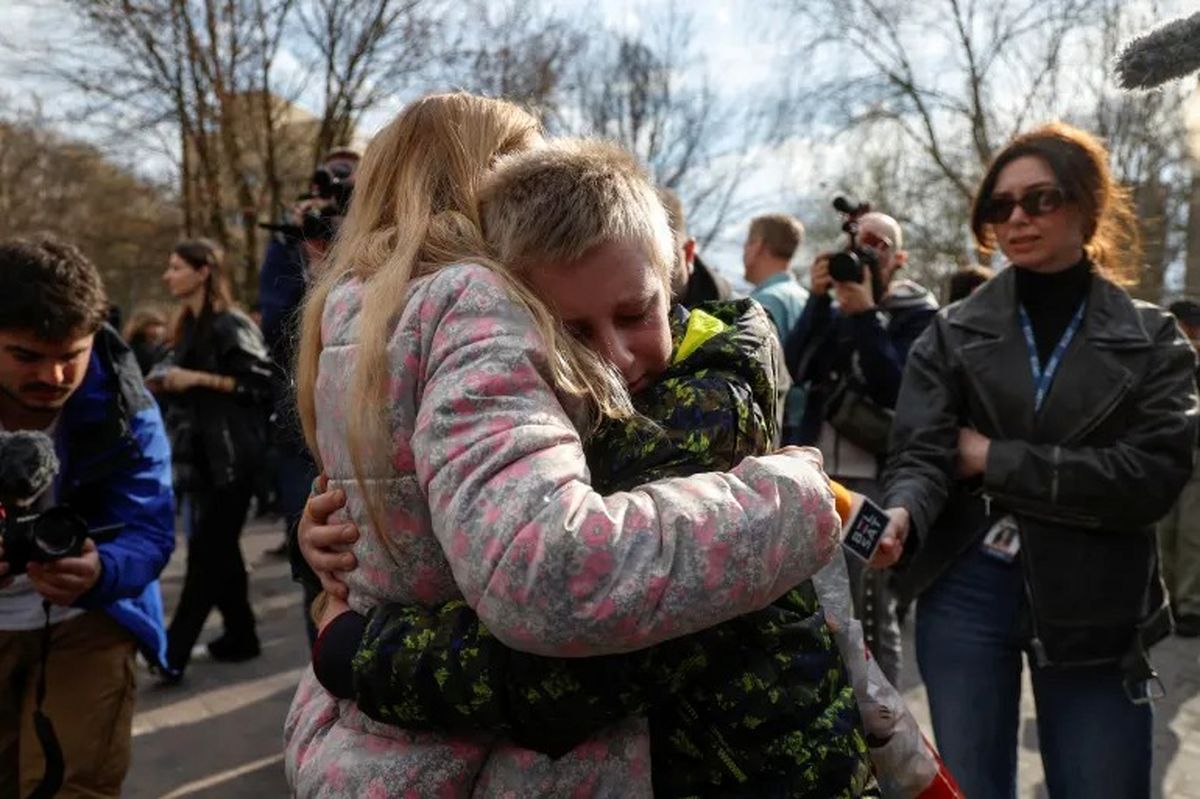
left=24, top=602, right=64, bottom=799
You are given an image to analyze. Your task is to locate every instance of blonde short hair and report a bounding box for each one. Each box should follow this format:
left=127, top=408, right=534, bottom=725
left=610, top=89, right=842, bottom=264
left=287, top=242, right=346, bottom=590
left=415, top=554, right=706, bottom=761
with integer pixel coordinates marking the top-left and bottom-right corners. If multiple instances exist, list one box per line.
left=480, top=138, right=675, bottom=291
left=749, top=213, right=805, bottom=260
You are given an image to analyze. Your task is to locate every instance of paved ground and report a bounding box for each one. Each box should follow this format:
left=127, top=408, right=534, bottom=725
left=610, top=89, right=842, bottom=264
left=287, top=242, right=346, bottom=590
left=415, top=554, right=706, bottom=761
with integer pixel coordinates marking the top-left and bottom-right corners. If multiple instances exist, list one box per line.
left=896, top=621, right=1200, bottom=798
left=126, top=518, right=1200, bottom=798
left=125, top=518, right=304, bottom=799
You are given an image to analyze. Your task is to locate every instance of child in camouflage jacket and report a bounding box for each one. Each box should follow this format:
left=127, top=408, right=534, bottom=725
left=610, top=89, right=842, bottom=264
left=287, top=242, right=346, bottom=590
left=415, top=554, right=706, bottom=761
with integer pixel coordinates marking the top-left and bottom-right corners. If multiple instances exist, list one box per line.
left=309, top=142, right=876, bottom=798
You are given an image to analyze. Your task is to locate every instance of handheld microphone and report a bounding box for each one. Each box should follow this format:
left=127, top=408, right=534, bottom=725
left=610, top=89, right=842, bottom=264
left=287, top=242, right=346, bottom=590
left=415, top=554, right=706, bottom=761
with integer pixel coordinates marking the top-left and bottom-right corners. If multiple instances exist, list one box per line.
left=831, top=480, right=892, bottom=563
left=0, top=431, right=59, bottom=506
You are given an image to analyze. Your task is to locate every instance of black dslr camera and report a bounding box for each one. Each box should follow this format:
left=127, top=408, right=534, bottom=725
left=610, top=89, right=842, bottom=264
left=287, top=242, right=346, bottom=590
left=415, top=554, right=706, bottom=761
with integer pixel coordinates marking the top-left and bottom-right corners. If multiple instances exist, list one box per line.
left=0, top=429, right=125, bottom=797
left=0, top=505, right=89, bottom=575
left=311, top=165, right=354, bottom=214
left=260, top=167, right=352, bottom=244
left=296, top=205, right=342, bottom=243
left=828, top=196, right=878, bottom=284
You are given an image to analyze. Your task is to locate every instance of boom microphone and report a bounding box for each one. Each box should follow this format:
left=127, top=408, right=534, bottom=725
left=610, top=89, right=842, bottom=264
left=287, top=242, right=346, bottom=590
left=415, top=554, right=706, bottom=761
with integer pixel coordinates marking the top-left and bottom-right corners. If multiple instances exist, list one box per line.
left=0, top=431, right=59, bottom=505
left=1115, top=11, right=1200, bottom=90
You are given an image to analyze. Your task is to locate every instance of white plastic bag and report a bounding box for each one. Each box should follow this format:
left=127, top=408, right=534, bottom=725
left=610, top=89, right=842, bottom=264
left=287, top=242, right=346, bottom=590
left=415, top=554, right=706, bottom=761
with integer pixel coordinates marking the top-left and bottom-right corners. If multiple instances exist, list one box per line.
left=812, top=555, right=940, bottom=799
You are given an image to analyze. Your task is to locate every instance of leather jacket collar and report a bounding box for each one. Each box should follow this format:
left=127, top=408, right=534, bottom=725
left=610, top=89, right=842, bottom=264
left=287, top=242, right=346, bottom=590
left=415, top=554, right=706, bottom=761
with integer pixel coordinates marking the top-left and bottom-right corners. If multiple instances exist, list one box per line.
left=945, top=266, right=1151, bottom=445
left=949, top=264, right=1151, bottom=345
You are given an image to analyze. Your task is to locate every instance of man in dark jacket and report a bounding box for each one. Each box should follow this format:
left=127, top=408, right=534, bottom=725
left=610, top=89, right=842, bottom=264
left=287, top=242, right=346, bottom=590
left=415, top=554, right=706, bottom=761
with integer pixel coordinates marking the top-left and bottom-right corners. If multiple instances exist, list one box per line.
left=658, top=187, right=734, bottom=308
left=0, top=237, right=174, bottom=798
left=259, top=146, right=359, bottom=364
left=784, top=211, right=937, bottom=685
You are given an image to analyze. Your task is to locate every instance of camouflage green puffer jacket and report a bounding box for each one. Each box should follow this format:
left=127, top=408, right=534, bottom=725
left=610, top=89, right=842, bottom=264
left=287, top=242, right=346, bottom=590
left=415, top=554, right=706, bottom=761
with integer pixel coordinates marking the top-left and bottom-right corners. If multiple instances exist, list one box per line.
left=347, top=300, right=876, bottom=798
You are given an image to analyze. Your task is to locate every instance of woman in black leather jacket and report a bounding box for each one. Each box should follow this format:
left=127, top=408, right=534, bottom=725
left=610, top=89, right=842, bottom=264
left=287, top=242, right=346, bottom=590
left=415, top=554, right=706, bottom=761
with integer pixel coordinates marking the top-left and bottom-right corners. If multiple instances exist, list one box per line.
left=152, top=239, right=275, bottom=678
left=881, top=123, right=1197, bottom=799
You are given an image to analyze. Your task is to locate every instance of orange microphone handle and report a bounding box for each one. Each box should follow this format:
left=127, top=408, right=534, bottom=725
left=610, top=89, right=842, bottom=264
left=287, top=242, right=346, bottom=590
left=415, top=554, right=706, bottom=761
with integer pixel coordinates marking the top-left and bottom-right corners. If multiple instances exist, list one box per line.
left=830, top=480, right=854, bottom=525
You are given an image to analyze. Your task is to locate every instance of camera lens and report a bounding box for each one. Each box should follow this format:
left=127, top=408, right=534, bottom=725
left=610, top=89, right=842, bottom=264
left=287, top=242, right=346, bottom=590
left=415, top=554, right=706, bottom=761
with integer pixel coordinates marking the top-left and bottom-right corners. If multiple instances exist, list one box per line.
left=829, top=251, right=864, bottom=283
left=30, top=507, right=86, bottom=559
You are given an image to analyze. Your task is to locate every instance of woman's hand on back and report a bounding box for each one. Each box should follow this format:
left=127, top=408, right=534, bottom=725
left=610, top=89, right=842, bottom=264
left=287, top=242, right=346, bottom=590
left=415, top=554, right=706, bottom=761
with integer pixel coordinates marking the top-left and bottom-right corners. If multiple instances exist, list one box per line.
left=300, top=476, right=359, bottom=601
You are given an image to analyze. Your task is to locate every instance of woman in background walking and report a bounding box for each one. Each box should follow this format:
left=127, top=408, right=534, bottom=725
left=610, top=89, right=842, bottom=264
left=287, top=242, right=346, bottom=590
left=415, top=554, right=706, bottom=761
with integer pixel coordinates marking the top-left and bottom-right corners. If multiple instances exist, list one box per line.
left=152, top=239, right=275, bottom=679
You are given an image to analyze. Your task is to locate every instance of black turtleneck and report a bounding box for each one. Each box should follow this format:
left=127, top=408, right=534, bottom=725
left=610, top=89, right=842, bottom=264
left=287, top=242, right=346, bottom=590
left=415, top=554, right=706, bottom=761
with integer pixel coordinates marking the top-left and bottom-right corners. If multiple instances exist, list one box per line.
left=1014, top=256, right=1092, bottom=366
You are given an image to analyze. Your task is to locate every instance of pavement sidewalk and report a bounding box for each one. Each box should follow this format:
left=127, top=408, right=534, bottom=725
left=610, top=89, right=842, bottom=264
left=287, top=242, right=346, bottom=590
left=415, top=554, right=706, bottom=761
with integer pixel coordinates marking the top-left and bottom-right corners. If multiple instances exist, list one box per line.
left=125, top=518, right=1200, bottom=798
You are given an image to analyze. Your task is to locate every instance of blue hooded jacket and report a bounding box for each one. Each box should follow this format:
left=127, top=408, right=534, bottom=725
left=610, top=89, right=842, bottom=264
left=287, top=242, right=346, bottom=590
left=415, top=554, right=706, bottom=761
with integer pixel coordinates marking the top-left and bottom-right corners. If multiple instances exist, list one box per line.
left=55, top=325, right=175, bottom=669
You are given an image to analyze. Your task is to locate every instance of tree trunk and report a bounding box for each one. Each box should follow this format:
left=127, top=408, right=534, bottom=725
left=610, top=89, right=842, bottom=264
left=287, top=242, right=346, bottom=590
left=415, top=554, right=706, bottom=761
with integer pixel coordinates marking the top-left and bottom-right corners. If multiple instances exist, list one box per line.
left=1132, top=176, right=1168, bottom=303
left=239, top=207, right=259, bottom=302
left=180, top=121, right=194, bottom=236
left=215, top=95, right=260, bottom=301
left=193, top=123, right=229, bottom=250
left=259, top=89, right=284, bottom=223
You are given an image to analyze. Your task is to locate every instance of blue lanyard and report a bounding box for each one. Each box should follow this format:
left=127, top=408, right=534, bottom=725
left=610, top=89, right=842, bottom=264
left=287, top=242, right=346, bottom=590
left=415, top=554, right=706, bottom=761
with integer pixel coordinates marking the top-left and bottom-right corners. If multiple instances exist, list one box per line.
left=1018, top=302, right=1086, bottom=412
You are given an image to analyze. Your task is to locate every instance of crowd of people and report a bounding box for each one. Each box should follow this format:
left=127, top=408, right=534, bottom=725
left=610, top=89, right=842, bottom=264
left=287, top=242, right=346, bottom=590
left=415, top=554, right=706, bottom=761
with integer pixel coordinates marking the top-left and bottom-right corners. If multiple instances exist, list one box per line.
left=0, top=89, right=1198, bottom=799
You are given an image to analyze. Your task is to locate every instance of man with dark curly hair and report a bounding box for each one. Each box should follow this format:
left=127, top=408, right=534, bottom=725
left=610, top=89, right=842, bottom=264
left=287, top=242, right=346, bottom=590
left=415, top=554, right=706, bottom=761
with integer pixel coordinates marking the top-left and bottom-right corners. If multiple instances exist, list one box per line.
left=0, top=236, right=174, bottom=798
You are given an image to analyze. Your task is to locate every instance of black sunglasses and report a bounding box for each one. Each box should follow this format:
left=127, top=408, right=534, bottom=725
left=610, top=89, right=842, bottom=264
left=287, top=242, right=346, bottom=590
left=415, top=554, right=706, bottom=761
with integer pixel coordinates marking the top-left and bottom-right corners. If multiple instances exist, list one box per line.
left=980, top=186, right=1068, bottom=225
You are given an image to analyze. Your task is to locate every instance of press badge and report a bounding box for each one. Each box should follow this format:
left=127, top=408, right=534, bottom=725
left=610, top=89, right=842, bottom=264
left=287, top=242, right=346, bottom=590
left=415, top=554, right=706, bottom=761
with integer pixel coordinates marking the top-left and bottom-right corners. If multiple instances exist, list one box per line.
left=981, top=515, right=1021, bottom=562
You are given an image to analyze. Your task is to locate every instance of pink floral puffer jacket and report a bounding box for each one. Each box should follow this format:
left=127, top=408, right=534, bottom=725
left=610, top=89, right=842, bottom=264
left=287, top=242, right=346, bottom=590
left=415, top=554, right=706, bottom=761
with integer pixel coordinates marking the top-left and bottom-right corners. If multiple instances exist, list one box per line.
left=283, top=263, right=842, bottom=798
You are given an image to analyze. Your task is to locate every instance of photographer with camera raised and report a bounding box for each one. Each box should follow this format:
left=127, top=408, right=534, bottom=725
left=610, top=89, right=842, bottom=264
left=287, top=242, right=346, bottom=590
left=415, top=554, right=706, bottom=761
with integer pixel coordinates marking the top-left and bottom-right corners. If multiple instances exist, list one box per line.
left=258, top=148, right=356, bottom=637
left=259, top=155, right=354, bottom=456
left=0, top=237, right=174, bottom=798
left=784, top=199, right=937, bottom=684
left=259, top=146, right=358, bottom=360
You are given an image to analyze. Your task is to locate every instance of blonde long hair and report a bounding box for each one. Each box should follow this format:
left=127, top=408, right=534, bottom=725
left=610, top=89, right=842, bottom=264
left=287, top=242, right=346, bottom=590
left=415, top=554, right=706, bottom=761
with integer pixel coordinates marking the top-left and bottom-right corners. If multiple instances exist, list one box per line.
left=295, top=93, right=631, bottom=537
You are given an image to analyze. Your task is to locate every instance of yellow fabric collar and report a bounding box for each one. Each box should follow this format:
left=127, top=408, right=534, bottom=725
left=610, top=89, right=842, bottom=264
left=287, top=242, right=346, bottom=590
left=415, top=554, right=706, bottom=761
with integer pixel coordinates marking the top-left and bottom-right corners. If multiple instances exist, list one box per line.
left=672, top=308, right=729, bottom=365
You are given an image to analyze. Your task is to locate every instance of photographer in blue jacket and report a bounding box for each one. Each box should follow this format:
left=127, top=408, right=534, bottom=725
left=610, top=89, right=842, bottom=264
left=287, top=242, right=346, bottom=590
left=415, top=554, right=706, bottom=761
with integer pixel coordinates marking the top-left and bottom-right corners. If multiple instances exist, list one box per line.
left=0, top=236, right=174, bottom=799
